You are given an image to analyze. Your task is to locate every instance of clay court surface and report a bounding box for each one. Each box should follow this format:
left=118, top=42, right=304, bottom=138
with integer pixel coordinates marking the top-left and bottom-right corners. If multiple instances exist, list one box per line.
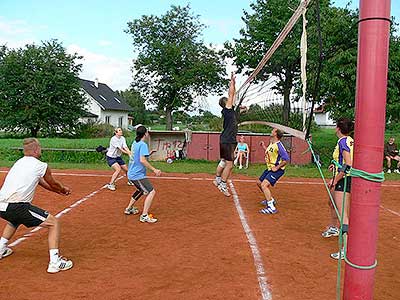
left=0, top=169, right=399, bottom=300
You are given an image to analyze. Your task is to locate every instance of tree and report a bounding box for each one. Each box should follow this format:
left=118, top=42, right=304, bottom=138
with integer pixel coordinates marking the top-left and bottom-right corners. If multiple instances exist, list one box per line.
left=0, top=40, right=85, bottom=137
left=117, top=89, right=149, bottom=125
left=126, top=5, right=227, bottom=130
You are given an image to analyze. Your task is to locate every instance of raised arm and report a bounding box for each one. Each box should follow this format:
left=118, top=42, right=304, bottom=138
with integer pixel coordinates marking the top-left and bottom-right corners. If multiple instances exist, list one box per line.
left=226, top=72, right=236, bottom=109
left=39, top=167, right=71, bottom=195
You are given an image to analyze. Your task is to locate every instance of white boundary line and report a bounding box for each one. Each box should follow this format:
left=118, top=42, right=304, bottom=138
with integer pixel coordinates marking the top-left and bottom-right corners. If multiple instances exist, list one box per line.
left=8, top=176, right=124, bottom=248
left=229, top=181, right=272, bottom=300
left=380, top=205, right=400, bottom=217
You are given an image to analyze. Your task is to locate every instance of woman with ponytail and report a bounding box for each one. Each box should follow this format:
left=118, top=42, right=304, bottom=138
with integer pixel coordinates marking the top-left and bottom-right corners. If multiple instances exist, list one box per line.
left=125, top=126, right=161, bottom=223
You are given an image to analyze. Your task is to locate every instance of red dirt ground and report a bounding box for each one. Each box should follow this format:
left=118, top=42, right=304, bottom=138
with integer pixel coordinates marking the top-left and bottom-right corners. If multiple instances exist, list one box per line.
left=0, top=170, right=399, bottom=300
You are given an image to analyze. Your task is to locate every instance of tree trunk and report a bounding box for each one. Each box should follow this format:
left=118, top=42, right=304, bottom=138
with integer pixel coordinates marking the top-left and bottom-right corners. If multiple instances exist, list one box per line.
left=165, top=108, right=173, bottom=131
left=30, top=127, right=39, bottom=137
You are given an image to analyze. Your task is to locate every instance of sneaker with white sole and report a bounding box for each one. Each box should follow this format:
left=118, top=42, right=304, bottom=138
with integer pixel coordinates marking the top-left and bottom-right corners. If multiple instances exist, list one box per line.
left=260, top=199, right=277, bottom=206
left=387, top=169, right=392, bottom=174
left=394, top=169, right=400, bottom=174
left=140, top=214, right=158, bottom=223
left=47, top=256, right=73, bottom=273
left=322, top=226, right=340, bottom=238
left=330, top=248, right=345, bottom=260
left=218, top=184, right=231, bottom=197
left=259, top=206, right=278, bottom=214
left=127, top=180, right=135, bottom=186
left=0, top=247, right=13, bottom=259
left=124, top=206, right=139, bottom=215
left=213, top=178, right=221, bottom=187
left=107, top=183, right=116, bottom=191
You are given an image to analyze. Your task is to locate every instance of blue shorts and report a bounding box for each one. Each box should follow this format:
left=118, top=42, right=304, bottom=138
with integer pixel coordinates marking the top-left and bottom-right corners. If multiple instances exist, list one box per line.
left=106, top=156, right=126, bottom=167
left=259, top=169, right=284, bottom=186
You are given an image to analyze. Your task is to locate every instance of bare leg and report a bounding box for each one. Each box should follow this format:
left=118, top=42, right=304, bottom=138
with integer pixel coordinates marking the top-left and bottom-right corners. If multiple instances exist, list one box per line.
left=260, top=179, right=273, bottom=201
left=1, top=223, right=17, bottom=240
left=120, top=164, right=128, bottom=176
left=41, top=214, right=60, bottom=249
left=221, top=161, right=233, bottom=182
left=110, top=163, right=121, bottom=184
left=334, top=191, right=351, bottom=226
left=239, top=152, right=244, bottom=167
left=386, top=157, right=391, bottom=170
left=143, top=190, right=156, bottom=215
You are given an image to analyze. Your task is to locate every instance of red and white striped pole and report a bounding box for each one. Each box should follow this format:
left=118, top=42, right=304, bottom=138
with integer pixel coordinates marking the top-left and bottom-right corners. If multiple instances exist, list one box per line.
left=344, top=0, right=391, bottom=299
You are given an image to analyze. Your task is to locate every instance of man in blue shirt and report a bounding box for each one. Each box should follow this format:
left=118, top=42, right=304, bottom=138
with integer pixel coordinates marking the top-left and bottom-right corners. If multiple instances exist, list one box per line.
left=125, top=126, right=161, bottom=223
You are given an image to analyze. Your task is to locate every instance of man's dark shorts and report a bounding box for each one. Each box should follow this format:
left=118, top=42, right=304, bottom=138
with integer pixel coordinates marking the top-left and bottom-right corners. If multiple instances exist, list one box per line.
left=335, top=177, right=352, bottom=193
left=106, top=156, right=126, bottom=167
left=131, top=178, right=154, bottom=194
left=220, top=143, right=236, bottom=161
left=0, top=203, right=49, bottom=228
left=259, top=169, right=285, bottom=186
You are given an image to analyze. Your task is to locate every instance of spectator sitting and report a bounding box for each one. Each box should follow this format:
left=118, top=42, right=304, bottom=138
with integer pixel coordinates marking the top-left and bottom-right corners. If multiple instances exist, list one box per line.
left=234, top=135, right=250, bottom=169
left=384, top=137, right=400, bottom=174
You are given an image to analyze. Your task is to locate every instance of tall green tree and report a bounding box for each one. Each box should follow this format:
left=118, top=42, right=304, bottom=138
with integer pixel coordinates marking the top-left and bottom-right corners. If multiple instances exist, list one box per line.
left=117, top=89, right=149, bottom=125
left=0, top=40, right=85, bottom=137
left=126, top=5, right=227, bottom=130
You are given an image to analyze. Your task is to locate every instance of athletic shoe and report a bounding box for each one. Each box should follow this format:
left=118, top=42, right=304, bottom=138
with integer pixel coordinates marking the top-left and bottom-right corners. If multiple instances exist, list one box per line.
left=239, top=165, right=243, bottom=170
left=330, top=249, right=345, bottom=260
left=259, top=206, right=277, bottom=214
left=127, top=180, right=135, bottom=186
left=218, top=184, right=231, bottom=197
left=260, top=199, right=276, bottom=206
left=107, top=183, right=116, bottom=191
left=387, top=169, right=392, bottom=174
left=321, top=226, right=340, bottom=238
left=124, top=206, right=139, bottom=215
left=0, top=247, right=13, bottom=259
left=47, top=256, right=73, bottom=273
left=394, top=169, right=400, bottom=174
left=213, top=178, right=221, bottom=187
left=140, top=214, right=158, bottom=223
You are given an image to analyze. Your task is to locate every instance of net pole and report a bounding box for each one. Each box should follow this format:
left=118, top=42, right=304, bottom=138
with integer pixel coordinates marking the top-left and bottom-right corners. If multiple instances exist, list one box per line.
left=343, top=1, right=391, bottom=299
left=300, top=0, right=308, bottom=132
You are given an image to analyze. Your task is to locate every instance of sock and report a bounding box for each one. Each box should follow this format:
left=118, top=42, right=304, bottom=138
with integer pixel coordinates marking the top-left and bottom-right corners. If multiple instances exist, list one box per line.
left=215, top=176, right=221, bottom=183
left=267, top=199, right=276, bottom=209
left=49, top=249, right=59, bottom=264
left=0, top=237, right=8, bottom=251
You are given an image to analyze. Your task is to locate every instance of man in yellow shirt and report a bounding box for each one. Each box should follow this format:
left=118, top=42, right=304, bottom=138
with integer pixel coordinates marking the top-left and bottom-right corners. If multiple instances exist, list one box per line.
left=258, top=128, right=289, bottom=214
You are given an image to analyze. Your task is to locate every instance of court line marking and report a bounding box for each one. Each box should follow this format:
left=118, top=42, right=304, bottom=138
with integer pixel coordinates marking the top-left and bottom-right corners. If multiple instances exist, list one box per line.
left=230, top=181, right=272, bottom=300
left=380, top=205, right=400, bottom=217
left=8, top=176, right=124, bottom=248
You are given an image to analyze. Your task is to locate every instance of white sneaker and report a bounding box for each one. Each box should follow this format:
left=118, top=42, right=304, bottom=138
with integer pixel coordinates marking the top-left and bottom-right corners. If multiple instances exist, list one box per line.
left=239, top=165, right=243, bottom=169
left=213, top=179, right=221, bottom=187
left=0, top=247, right=13, bottom=259
left=330, top=249, right=345, bottom=260
left=124, top=206, right=139, bottom=215
left=140, top=214, right=158, bottom=223
left=47, top=257, right=73, bottom=273
left=107, top=183, right=116, bottom=191
left=387, top=169, right=392, bottom=174
left=321, top=226, right=340, bottom=238
left=394, top=169, right=400, bottom=174
left=218, top=184, right=231, bottom=197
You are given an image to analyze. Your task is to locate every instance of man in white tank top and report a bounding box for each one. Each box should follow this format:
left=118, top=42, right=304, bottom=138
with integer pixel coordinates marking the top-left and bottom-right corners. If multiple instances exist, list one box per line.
left=0, top=138, right=73, bottom=273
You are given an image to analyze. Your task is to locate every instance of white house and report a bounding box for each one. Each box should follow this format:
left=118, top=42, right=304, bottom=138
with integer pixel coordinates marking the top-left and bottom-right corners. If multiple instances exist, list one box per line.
left=80, top=78, right=133, bottom=128
left=314, top=105, right=335, bottom=127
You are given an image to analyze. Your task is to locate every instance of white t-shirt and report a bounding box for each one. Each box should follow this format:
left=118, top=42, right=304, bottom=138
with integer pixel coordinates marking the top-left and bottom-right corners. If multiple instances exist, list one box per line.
left=106, top=135, right=128, bottom=158
left=0, top=156, right=47, bottom=208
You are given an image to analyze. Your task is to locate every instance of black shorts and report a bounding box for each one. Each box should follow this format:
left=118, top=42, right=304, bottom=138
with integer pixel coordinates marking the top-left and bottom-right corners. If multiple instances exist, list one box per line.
left=0, top=203, right=49, bottom=228
left=106, top=156, right=126, bottom=167
left=220, top=143, right=236, bottom=161
left=131, top=178, right=154, bottom=194
left=335, top=177, right=352, bottom=193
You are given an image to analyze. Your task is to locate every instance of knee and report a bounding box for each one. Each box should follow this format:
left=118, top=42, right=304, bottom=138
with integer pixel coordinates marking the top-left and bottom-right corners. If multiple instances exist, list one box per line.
left=45, top=214, right=58, bottom=227
left=149, top=189, right=156, bottom=196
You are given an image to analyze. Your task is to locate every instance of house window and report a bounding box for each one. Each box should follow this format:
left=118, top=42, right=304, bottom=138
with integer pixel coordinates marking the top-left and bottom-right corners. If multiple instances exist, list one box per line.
left=105, top=116, right=111, bottom=124
left=118, top=116, right=123, bottom=127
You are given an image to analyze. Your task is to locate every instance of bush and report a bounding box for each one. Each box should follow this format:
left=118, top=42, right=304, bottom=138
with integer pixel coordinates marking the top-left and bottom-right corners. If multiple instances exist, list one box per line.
left=77, top=123, right=125, bottom=138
